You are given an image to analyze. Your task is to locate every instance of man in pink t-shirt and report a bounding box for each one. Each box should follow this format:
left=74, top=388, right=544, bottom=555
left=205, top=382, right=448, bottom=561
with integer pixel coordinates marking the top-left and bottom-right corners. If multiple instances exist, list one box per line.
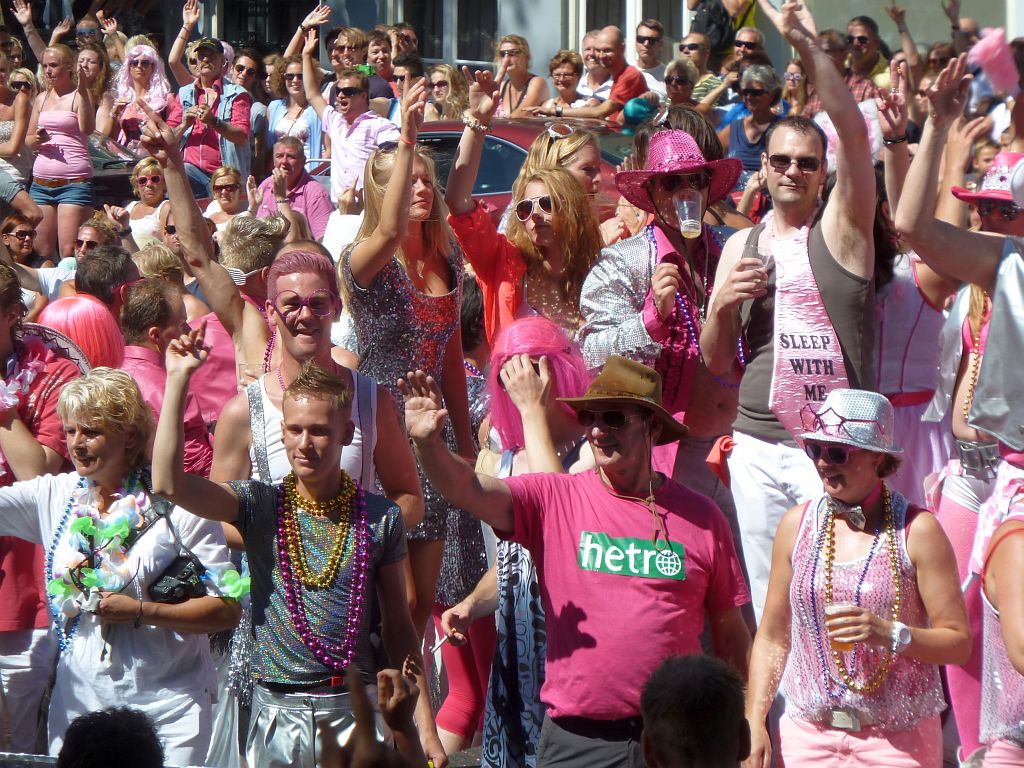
left=406, top=355, right=751, bottom=767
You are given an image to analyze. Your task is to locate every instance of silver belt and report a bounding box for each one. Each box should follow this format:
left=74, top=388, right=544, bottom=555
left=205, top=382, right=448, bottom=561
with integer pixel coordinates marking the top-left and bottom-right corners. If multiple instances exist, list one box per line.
left=956, top=440, right=1001, bottom=474
left=826, top=706, right=876, bottom=732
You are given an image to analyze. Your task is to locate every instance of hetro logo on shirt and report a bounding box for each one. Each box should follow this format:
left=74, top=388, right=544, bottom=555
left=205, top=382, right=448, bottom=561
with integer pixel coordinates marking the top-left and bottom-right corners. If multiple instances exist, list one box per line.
left=577, top=531, right=686, bottom=580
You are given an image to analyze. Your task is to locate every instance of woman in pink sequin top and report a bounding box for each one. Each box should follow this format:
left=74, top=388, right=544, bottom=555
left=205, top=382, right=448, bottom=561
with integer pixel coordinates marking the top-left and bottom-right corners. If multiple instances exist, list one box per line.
left=745, top=389, right=969, bottom=768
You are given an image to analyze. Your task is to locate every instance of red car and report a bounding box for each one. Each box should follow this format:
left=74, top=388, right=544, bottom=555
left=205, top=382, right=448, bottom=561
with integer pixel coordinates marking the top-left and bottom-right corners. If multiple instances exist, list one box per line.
left=309, top=117, right=633, bottom=225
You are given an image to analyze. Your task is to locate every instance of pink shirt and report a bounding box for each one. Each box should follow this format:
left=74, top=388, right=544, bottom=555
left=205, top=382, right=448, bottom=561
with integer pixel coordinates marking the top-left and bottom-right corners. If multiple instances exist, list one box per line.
left=121, top=346, right=213, bottom=477
left=321, top=106, right=399, bottom=202
left=255, top=171, right=334, bottom=240
left=166, top=78, right=252, bottom=174
left=502, top=470, right=749, bottom=719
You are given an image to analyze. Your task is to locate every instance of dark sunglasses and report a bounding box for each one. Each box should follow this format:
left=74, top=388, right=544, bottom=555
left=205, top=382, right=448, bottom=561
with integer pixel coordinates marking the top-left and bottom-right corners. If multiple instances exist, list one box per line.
left=284, top=73, right=303, bottom=82
left=741, top=88, right=769, bottom=98
left=9, top=81, right=30, bottom=91
left=847, top=34, right=871, bottom=45
left=4, top=229, right=35, bottom=239
left=768, top=153, right=822, bottom=173
left=651, top=173, right=709, bottom=194
left=577, top=409, right=644, bottom=430
left=338, top=86, right=365, bottom=97
left=514, top=195, right=553, bottom=221
left=679, top=43, right=704, bottom=52
left=734, top=40, right=759, bottom=50
left=188, top=58, right=198, bottom=66
left=214, top=183, right=240, bottom=193
left=235, top=64, right=257, bottom=76
left=665, top=76, right=691, bottom=86
left=976, top=200, right=1023, bottom=221
left=499, top=49, right=522, bottom=57
left=75, top=239, right=100, bottom=249
left=636, top=35, right=661, bottom=45
left=804, top=442, right=861, bottom=465
left=428, top=80, right=449, bottom=89
left=136, top=174, right=163, bottom=186
left=129, top=59, right=153, bottom=69
left=76, top=28, right=101, bottom=38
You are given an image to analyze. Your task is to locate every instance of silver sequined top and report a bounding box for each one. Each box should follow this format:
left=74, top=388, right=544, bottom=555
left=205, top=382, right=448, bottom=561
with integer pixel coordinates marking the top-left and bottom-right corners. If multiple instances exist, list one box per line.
left=341, top=245, right=465, bottom=540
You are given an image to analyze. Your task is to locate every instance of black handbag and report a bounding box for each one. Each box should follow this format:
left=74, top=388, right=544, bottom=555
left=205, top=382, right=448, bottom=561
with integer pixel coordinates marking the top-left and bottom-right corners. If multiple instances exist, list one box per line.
left=149, top=552, right=207, bottom=604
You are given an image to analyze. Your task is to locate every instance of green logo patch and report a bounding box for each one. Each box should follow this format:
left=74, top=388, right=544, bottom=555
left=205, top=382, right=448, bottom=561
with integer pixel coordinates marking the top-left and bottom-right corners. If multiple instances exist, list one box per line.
left=577, top=531, right=686, bottom=580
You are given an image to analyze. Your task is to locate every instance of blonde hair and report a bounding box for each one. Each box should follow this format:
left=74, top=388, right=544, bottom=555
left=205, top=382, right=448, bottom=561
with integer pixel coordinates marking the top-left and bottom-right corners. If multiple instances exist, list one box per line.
left=80, top=212, right=116, bottom=245
left=130, top=156, right=163, bottom=197
left=520, top=127, right=599, bottom=178
left=428, top=63, right=469, bottom=119
left=495, top=34, right=531, bottom=67
left=10, top=68, right=37, bottom=96
left=220, top=214, right=290, bottom=273
left=57, top=368, right=155, bottom=468
left=125, top=34, right=157, bottom=50
left=967, top=284, right=989, bottom=340
left=352, top=146, right=453, bottom=284
left=209, top=165, right=242, bottom=190
left=505, top=167, right=601, bottom=312
left=134, top=242, right=184, bottom=283
left=43, top=45, right=76, bottom=86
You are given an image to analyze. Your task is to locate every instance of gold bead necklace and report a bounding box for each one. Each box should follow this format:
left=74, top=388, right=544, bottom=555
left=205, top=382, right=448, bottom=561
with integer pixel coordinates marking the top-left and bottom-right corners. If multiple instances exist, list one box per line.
left=282, top=472, right=357, bottom=590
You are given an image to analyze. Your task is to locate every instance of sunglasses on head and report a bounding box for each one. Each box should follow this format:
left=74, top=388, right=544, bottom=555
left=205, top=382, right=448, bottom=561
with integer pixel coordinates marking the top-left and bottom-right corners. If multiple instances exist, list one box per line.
left=734, top=40, right=759, bottom=50
left=514, top=195, right=553, bottom=221
left=338, top=86, right=365, bottom=98
left=235, top=64, right=256, bottom=76
left=577, top=409, right=645, bottom=430
left=976, top=200, right=1023, bottom=221
left=75, top=238, right=100, bottom=250
left=665, top=76, right=691, bottom=86
left=768, top=153, right=822, bottom=173
left=847, top=34, right=871, bottom=45
left=651, top=173, right=709, bottom=194
left=636, top=35, right=661, bottom=45
left=5, top=228, right=35, bottom=239
left=137, top=174, right=162, bottom=186
left=804, top=442, right=861, bottom=465
left=679, top=42, right=703, bottom=52
left=9, top=81, right=30, bottom=91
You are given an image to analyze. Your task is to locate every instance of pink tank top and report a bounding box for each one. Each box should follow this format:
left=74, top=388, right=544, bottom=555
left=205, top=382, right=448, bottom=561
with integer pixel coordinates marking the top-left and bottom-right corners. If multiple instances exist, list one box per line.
left=765, top=211, right=850, bottom=438
left=33, top=109, right=92, bottom=179
left=782, top=492, right=945, bottom=730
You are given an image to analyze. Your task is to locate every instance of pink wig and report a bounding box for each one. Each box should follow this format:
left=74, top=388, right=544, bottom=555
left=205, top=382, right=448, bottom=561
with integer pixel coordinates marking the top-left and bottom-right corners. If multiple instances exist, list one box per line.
left=113, top=45, right=171, bottom=111
left=267, top=250, right=339, bottom=302
left=487, top=316, right=591, bottom=451
left=40, top=296, right=125, bottom=369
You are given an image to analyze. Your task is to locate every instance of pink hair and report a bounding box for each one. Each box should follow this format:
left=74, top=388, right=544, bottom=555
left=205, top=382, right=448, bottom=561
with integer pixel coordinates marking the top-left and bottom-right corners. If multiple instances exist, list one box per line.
left=267, top=250, right=339, bottom=302
left=113, top=45, right=171, bottom=111
left=39, top=296, right=125, bottom=369
left=487, top=317, right=591, bottom=451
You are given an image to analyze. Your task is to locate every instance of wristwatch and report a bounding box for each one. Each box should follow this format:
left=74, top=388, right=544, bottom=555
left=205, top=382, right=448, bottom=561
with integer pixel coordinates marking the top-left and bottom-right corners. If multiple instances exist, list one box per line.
left=555, top=105, right=563, bottom=117
left=890, top=621, right=912, bottom=654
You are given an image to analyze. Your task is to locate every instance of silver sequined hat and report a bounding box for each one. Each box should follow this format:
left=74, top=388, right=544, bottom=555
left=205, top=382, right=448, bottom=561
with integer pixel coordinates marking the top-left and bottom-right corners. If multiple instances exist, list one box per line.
left=951, top=151, right=1024, bottom=205
left=798, top=389, right=903, bottom=455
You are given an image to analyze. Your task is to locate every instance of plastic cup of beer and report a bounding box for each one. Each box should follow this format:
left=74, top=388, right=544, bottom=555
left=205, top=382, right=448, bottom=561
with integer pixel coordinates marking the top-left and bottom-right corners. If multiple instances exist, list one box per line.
left=673, top=188, right=703, bottom=239
left=824, top=601, right=859, bottom=651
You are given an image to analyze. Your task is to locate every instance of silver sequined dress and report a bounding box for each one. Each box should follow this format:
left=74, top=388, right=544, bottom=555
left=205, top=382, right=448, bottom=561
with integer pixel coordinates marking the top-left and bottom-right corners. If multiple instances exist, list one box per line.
left=341, top=244, right=464, bottom=540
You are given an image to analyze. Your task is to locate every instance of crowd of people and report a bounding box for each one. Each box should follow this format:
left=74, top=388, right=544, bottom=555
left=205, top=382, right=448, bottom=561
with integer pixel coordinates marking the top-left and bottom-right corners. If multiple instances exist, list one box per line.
left=0, top=0, right=1020, bottom=766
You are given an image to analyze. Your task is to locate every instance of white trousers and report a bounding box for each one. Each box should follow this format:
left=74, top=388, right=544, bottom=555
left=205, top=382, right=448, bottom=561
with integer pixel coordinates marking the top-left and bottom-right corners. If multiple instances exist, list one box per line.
left=0, top=627, right=55, bottom=753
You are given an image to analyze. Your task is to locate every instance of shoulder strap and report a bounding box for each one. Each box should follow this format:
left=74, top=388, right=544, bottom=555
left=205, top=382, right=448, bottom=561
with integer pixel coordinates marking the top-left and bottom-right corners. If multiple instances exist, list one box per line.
left=246, top=379, right=272, bottom=481
left=355, top=372, right=376, bottom=486
left=739, top=223, right=767, bottom=327
left=981, top=520, right=1024, bottom=583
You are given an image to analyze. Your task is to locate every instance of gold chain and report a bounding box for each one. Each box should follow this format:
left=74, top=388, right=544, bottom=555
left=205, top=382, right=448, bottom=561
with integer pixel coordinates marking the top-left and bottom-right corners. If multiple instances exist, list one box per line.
left=823, top=485, right=901, bottom=694
left=282, top=472, right=356, bottom=589
left=962, top=329, right=983, bottom=420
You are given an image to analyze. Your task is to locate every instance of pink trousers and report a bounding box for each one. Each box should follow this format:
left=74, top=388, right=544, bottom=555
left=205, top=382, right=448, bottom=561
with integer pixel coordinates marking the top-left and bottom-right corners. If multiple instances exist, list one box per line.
left=431, top=603, right=497, bottom=740
left=778, top=712, right=942, bottom=767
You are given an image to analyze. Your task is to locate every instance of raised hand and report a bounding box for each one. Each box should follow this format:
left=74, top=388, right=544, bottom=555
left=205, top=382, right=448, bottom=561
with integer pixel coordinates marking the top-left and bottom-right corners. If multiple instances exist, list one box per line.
left=461, top=62, right=507, bottom=124
left=500, top=354, right=551, bottom=415
left=137, top=98, right=181, bottom=167
left=10, top=0, right=32, bottom=28
left=876, top=60, right=908, bottom=139
left=301, top=3, right=331, bottom=29
left=302, top=27, right=318, bottom=57
left=97, top=10, right=117, bottom=36
left=756, top=0, right=817, bottom=49
left=399, top=75, right=428, bottom=142
left=245, top=174, right=263, bottom=213
left=165, top=320, right=210, bottom=378
left=103, top=203, right=129, bottom=231
left=182, top=0, right=201, bottom=29
left=400, top=370, right=448, bottom=443
left=883, top=1, right=906, bottom=28
left=52, top=16, right=72, bottom=39
left=926, top=53, right=972, bottom=126
left=940, top=0, right=960, bottom=26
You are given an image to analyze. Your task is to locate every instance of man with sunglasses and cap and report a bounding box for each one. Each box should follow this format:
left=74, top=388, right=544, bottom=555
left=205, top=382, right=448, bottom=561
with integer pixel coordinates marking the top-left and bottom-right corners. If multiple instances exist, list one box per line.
left=579, top=129, right=748, bottom=579
left=166, top=35, right=252, bottom=197
left=701, top=0, right=877, bottom=622
left=405, top=355, right=751, bottom=767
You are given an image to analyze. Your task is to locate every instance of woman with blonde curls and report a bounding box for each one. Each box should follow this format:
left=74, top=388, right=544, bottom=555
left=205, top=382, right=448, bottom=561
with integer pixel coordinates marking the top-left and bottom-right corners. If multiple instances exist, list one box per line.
left=424, top=63, right=469, bottom=121
left=76, top=42, right=113, bottom=134
left=125, top=157, right=170, bottom=242
left=27, top=44, right=95, bottom=260
left=446, top=69, right=602, bottom=343
left=340, top=77, right=473, bottom=651
left=102, top=43, right=170, bottom=153
left=493, top=35, right=549, bottom=118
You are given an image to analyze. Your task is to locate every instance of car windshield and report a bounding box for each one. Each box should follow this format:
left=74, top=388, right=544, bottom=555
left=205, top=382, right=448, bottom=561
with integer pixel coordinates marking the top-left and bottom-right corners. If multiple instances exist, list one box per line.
left=596, top=131, right=633, bottom=166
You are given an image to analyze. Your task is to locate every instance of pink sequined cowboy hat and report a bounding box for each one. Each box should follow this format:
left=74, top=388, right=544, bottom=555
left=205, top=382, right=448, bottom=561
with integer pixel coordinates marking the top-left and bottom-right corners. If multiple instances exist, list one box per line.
left=615, top=130, right=742, bottom=214
left=951, top=151, right=1024, bottom=204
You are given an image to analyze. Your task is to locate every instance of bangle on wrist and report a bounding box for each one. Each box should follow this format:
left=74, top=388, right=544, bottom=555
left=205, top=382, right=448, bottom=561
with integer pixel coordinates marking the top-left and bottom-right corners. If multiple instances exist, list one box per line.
left=555, top=105, right=563, bottom=118
left=114, top=227, right=130, bottom=237
left=462, top=114, right=490, bottom=133
left=398, top=135, right=415, bottom=146
left=883, top=134, right=908, bottom=146
left=275, top=198, right=289, bottom=204
left=134, top=599, right=144, bottom=629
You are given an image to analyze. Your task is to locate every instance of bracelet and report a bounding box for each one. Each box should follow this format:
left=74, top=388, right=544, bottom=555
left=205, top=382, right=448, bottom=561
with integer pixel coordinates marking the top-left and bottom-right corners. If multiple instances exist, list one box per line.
left=555, top=105, right=563, bottom=118
left=114, top=227, right=130, bottom=237
left=462, top=114, right=490, bottom=133
left=134, top=599, right=144, bottom=629
left=398, top=135, right=416, bottom=146
left=882, top=134, right=908, bottom=145
left=275, top=198, right=289, bottom=204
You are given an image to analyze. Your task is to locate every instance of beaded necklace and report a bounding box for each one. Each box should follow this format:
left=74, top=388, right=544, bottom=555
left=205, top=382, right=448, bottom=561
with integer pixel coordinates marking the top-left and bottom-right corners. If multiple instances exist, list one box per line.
left=275, top=472, right=370, bottom=670
left=819, top=485, right=901, bottom=695
left=262, top=330, right=276, bottom=374
left=280, top=472, right=357, bottom=589
left=962, top=320, right=986, bottom=420
left=463, top=360, right=482, bottom=378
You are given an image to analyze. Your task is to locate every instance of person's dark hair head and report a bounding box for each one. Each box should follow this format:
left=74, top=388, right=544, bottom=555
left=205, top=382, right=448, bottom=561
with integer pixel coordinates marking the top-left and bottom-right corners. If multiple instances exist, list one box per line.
left=461, top=276, right=486, bottom=354
left=368, top=29, right=391, bottom=49
left=119, top=278, right=178, bottom=346
left=76, top=246, right=139, bottom=306
left=764, top=115, right=828, bottom=163
left=336, top=67, right=369, bottom=93
left=285, top=360, right=352, bottom=412
left=641, top=655, right=749, bottom=768
left=847, top=15, right=879, bottom=38
left=57, top=706, right=164, bottom=768
left=818, top=29, right=849, bottom=52
left=636, top=19, right=664, bottom=36
left=631, top=105, right=723, bottom=169
left=0, top=262, right=25, bottom=319
left=392, top=52, right=424, bottom=79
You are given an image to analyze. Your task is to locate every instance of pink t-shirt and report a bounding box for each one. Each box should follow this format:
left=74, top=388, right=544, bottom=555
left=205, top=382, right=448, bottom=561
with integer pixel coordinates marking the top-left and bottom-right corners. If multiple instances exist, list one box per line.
left=501, top=469, right=750, bottom=720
